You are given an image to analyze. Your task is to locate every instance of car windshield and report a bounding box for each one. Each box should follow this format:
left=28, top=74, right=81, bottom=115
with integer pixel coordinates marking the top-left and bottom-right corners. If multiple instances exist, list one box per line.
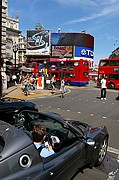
left=66, top=120, right=89, bottom=137
left=15, top=111, right=80, bottom=153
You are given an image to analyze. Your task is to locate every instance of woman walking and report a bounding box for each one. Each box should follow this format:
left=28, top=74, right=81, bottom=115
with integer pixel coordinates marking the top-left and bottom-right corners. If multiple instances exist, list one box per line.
left=60, top=77, right=66, bottom=98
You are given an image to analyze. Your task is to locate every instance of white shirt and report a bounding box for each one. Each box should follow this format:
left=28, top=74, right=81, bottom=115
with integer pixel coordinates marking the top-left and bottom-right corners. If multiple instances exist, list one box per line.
left=101, top=78, right=107, bottom=88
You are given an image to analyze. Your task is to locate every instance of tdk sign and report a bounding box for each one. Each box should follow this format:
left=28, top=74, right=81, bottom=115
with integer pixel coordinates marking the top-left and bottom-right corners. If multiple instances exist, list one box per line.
left=75, top=46, right=94, bottom=59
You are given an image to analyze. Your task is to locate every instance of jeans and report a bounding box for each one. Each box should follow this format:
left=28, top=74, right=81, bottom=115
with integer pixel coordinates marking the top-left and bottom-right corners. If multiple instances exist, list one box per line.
left=101, top=88, right=106, bottom=98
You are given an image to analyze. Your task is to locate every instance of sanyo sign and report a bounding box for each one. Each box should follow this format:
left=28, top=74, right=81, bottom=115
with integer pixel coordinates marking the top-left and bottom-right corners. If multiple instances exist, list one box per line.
left=75, top=46, right=94, bottom=59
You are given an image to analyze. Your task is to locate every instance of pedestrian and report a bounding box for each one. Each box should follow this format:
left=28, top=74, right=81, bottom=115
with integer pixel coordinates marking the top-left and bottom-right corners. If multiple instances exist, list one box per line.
left=51, top=75, right=56, bottom=94
left=23, top=79, right=29, bottom=97
left=100, top=75, right=107, bottom=100
left=6, top=74, right=10, bottom=89
left=60, top=77, right=66, bottom=98
left=12, top=73, right=17, bottom=86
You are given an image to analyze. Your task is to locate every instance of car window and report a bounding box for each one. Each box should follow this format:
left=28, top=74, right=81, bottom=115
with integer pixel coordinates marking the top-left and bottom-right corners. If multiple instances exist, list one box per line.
left=22, top=112, right=79, bottom=151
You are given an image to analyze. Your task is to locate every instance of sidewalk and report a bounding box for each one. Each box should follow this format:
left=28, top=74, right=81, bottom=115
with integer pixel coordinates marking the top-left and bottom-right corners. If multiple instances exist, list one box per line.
left=2, top=85, right=53, bottom=99
left=2, top=85, right=64, bottom=99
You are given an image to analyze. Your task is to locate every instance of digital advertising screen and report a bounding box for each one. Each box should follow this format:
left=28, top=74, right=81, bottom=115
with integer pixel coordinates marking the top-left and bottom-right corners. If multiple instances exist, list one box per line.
left=75, top=46, right=94, bottom=59
left=51, top=46, right=73, bottom=58
left=51, top=33, right=94, bottom=48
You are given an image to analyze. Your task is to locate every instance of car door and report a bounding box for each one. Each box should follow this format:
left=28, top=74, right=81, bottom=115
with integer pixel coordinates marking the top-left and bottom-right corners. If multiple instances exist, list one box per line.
left=22, top=111, right=86, bottom=179
left=43, top=138, right=86, bottom=180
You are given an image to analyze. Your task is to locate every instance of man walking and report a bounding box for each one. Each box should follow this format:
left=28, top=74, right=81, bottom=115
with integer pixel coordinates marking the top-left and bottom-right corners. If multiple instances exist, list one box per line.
left=100, top=75, right=107, bottom=100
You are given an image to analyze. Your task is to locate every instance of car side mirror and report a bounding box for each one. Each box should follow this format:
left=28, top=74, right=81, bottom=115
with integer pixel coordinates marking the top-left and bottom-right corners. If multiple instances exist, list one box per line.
left=86, top=138, right=95, bottom=146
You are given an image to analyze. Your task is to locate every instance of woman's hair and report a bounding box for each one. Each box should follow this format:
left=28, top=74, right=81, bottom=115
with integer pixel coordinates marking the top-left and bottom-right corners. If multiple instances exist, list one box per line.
left=32, top=124, right=46, bottom=142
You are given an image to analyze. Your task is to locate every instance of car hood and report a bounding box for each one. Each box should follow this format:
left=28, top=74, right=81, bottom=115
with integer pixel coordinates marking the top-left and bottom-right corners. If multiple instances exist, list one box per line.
left=66, top=119, right=107, bottom=139
left=0, top=120, right=32, bottom=161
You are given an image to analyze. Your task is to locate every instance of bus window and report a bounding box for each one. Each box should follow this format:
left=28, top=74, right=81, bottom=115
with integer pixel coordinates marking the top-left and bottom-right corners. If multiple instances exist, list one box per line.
left=66, top=62, right=74, bottom=67
left=82, top=61, right=88, bottom=66
left=100, top=60, right=108, bottom=66
left=110, top=60, right=119, bottom=66
left=74, top=62, right=79, bottom=66
left=109, top=74, right=119, bottom=80
left=65, top=73, right=75, bottom=78
left=114, top=68, right=119, bottom=72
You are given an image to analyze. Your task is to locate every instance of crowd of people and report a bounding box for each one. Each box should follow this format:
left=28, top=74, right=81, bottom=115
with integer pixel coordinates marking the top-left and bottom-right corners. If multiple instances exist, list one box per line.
left=6, top=72, right=38, bottom=96
left=6, top=71, right=66, bottom=97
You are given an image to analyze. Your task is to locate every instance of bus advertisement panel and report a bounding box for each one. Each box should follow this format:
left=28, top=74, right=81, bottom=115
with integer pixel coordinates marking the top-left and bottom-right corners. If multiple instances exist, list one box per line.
left=97, top=58, right=119, bottom=89
left=46, top=59, right=89, bottom=86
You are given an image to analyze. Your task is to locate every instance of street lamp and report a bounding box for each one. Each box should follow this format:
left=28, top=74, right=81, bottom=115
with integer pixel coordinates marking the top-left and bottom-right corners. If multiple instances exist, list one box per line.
left=13, top=42, right=18, bottom=68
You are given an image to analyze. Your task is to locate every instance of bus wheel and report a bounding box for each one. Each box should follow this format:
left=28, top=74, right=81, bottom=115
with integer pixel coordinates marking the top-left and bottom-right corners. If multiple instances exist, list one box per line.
left=108, top=83, right=115, bottom=89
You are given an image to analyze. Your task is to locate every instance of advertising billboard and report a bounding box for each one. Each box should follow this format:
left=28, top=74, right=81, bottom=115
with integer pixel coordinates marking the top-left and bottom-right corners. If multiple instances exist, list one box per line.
left=26, top=30, right=51, bottom=56
left=75, top=46, right=94, bottom=59
left=51, top=33, right=94, bottom=48
left=51, top=46, right=73, bottom=58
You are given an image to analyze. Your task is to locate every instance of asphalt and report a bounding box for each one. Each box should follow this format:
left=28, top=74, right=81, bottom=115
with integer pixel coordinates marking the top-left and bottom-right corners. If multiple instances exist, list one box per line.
left=2, top=84, right=57, bottom=99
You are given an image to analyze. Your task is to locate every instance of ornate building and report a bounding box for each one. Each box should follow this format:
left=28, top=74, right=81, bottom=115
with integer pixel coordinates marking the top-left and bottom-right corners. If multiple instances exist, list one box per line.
left=1, top=0, right=7, bottom=63
left=6, top=15, right=21, bottom=65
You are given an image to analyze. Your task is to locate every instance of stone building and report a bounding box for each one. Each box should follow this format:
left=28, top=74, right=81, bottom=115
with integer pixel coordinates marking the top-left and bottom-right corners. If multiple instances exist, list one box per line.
left=1, top=0, right=7, bottom=64
left=6, top=15, right=21, bottom=65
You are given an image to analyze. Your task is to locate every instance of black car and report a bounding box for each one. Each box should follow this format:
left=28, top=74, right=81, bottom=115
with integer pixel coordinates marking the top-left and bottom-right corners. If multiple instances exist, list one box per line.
left=0, top=110, right=109, bottom=180
left=0, top=97, right=38, bottom=123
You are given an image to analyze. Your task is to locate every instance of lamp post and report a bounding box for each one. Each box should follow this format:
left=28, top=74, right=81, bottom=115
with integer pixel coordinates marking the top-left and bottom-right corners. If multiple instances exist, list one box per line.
left=13, top=42, right=18, bottom=68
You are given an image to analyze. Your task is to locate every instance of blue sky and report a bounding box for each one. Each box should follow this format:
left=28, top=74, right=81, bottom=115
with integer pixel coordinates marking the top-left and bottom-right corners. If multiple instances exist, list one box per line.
left=8, top=0, right=119, bottom=64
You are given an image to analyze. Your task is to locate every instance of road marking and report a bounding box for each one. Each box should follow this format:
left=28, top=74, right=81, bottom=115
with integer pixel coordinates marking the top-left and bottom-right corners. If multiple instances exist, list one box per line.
left=107, top=147, right=119, bottom=180
left=103, top=116, right=107, bottom=119
left=107, top=169, right=119, bottom=180
left=107, top=146, right=119, bottom=155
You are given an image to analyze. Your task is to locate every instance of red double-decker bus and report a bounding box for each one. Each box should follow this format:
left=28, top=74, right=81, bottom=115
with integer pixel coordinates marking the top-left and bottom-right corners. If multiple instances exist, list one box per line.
left=97, top=58, right=119, bottom=89
left=46, top=59, right=89, bottom=86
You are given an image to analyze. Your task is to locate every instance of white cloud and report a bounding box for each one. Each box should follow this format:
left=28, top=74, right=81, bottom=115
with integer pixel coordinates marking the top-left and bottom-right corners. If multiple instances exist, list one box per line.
left=62, top=1, right=119, bottom=25
left=56, top=0, right=119, bottom=7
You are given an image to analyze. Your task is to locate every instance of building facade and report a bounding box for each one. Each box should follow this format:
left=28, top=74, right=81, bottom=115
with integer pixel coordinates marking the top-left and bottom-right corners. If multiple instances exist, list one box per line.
left=6, top=15, right=21, bottom=65
left=1, top=0, right=7, bottom=64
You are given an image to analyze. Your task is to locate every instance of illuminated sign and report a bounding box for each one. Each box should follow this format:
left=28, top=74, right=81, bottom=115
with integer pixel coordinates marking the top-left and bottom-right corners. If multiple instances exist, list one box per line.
left=51, top=33, right=94, bottom=48
left=75, top=46, right=94, bottom=59
left=26, top=30, right=50, bottom=55
left=52, top=46, right=73, bottom=57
